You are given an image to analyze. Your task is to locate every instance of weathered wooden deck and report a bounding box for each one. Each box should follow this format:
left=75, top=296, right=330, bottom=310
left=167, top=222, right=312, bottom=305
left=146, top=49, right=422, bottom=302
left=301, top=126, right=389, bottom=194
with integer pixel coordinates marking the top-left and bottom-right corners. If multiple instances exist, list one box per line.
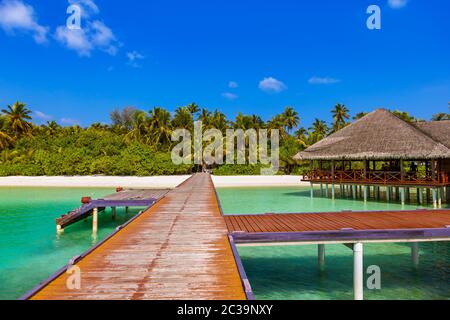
left=28, top=174, right=247, bottom=300
left=226, top=210, right=450, bottom=244
left=56, top=189, right=169, bottom=229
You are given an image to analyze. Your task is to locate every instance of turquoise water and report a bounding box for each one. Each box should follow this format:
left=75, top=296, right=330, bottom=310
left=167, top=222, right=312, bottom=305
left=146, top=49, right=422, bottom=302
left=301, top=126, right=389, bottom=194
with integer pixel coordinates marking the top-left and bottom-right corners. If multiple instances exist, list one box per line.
left=0, top=186, right=448, bottom=300
left=0, top=187, right=141, bottom=300
left=218, top=186, right=432, bottom=214
left=217, top=186, right=450, bottom=300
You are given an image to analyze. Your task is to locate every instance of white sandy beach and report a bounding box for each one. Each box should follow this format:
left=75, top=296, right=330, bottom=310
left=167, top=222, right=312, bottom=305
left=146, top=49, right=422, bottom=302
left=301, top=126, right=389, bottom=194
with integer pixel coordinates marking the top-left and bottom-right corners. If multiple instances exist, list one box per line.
left=0, top=175, right=308, bottom=188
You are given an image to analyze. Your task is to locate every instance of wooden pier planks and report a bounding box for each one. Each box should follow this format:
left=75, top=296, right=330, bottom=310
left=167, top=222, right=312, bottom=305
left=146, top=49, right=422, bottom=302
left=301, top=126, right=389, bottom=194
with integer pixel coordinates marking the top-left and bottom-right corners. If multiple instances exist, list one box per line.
left=31, top=174, right=246, bottom=300
left=225, top=210, right=450, bottom=234
left=56, top=189, right=169, bottom=229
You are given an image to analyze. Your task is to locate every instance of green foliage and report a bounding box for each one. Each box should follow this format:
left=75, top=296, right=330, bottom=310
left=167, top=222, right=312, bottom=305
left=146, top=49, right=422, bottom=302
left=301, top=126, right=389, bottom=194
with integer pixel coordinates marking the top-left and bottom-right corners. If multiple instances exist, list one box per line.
left=212, top=164, right=268, bottom=175
left=0, top=102, right=427, bottom=177
left=0, top=130, right=193, bottom=176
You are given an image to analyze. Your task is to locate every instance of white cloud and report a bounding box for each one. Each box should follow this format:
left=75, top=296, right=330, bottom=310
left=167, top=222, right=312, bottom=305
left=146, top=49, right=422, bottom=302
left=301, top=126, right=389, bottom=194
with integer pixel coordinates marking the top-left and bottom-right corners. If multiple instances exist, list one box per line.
left=34, top=110, right=53, bottom=121
left=308, top=76, right=341, bottom=85
left=228, top=81, right=238, bottom=89
left=222, top=92, right=238, bottom=100
left=55, top=20, right=119, bottom=56
left=55, top=26, right=92, bottom=56
left=54, top=1, right=119, bottom=57
left=388, top=0, right=408, bottom=9
left=90, top=20, right=119, bottom=55
left=0, top=0, right=48, bottom=43
left=258, top=77, right=287, bottom=93
left=127, top=50, right=145, bottom=67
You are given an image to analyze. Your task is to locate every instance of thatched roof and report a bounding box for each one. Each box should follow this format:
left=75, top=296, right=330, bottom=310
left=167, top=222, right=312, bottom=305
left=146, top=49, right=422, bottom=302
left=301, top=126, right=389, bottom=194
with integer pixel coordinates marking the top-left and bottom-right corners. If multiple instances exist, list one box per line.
left=293, top=109, right=450, bottom=161
left=415, top=120, right=450, bottom=149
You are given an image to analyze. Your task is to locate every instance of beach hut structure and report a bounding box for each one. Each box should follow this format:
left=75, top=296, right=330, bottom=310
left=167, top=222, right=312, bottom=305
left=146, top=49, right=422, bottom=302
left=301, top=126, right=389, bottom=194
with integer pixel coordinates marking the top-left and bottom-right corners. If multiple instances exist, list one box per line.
left=294, top=109, right=450, bottom=208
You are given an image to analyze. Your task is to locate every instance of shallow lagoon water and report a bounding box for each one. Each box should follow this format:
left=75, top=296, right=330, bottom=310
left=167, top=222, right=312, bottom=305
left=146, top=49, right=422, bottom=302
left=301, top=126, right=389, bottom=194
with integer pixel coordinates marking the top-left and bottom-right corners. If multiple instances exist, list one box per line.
left=0, top=186, right=448, bottom=300
left=217, top=186, right=450, bottom=300
left=0, top=187, right=138, bottom=300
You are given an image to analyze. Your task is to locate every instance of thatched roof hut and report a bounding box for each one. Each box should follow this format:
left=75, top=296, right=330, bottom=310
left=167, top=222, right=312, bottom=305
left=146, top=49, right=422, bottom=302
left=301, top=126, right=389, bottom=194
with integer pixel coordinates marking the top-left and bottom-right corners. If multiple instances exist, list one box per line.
left=293, top=109, right=450, bottom=161
left=415, top=120, right=450, bottom=149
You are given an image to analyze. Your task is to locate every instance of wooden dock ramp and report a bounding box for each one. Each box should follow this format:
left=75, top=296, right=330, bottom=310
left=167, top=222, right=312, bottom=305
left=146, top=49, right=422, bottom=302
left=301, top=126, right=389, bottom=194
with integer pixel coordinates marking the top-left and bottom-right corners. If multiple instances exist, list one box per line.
left=28, top=174, right=247, bottom=300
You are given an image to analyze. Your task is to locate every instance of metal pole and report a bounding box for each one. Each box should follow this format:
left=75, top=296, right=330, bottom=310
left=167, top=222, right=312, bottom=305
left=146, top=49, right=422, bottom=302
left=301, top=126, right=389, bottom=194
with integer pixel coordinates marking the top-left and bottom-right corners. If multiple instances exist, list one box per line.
left=92, top=207, right=98, bottom=234
left=318, top=244, right=325, bottom=271
left=432, top=188, right=437, bottom=209
left=411, top=243, right=419, bottom=269
left=353, top=242, right=364, bottom=300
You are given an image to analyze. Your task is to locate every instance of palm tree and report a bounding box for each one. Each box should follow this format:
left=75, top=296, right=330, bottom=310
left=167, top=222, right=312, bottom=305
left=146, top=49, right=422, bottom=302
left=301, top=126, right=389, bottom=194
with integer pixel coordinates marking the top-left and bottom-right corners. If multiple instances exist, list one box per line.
left=309, top=118, right=328, bottom=143
left=148, top=107, right=172, bottom=147
left=187, top=103, right=200, bottom=116
left=331, top=104, right=350, bottom=132
left=266, top=114, right=288, bottom=138
left=294, top=127, right=308, bottom=147
left=124, top=111, right=148, bottom=143
left=234, top=113, right=254, bottom=130
left=251, top=114, right=264, bottom=129
left=210, top=110, right=229, bottom=133
left=44, top=120, right=61, bottom=137
left=198, top=108, right=212, bottom=128
left=172, top=107, right=193, bottom=130
left=0, top=130, right=13, bottom=149
left=281, top=106, right=300, bottom=132
left=2, top=101, right=33, bottom=137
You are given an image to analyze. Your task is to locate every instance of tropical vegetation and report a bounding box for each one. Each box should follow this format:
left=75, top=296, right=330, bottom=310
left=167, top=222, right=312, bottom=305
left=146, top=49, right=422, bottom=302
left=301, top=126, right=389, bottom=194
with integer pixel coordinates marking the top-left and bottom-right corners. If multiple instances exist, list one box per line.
left=0, top=101, right=447, bottom=176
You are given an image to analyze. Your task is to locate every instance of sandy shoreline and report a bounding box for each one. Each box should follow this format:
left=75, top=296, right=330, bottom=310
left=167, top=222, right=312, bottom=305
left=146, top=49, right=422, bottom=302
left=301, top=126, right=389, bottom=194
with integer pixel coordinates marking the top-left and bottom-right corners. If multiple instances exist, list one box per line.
left=0, top=175, right=307, bottom=188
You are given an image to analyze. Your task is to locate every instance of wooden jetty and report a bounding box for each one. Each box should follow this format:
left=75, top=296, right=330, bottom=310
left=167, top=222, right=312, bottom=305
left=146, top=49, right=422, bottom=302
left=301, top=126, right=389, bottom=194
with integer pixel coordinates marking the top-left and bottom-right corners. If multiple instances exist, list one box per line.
left=227, top=209, right=450, bottom=300
left=22, top=172, right=450, bottom=301
left=24, top=174, right=249, bottom=300
left=226, top=210, right=450, bottom=244
left=56, top=189, right=169, bottom=231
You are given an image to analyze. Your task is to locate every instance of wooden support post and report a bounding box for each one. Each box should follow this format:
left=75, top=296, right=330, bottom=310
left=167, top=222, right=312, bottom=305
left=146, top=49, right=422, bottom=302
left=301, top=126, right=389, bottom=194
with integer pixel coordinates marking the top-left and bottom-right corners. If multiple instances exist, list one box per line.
left=112, top=207, right=117, bottom=220
left=395, top=187, right=400, bottom=201
left=352, top=185, right=356, bottom=200
left=411, top=243, right=419, bottom=269
left=376, top=186, right=381, bottom=200
left=432, top=188, right=437, bottom=209
left=446, top=187, right=450, bottom=204
left=406, top=187, right=410, bottom=202
left=363, top=186, right=368, bottom=202
left=438, top=188, right=442, bottom=208
left=320, top=183, right=323, bottom=196
left=353, top=242, right=364, bottom=301
left=325, top=184, right=329, bottom=198
left=318, top=244, right=325, bottom=271
left=400, top=187, right=406, bottom=206
left=310, top=183, right=314, bottom=198
left=92, top=208, right=98, bottom=234
left=426, top=188, right=431, bottom=204
left=125, top=207, right=129, bottom=213
left=386, top=187, right=390, bottom=202
left=400, top=160, right=404, bottom=182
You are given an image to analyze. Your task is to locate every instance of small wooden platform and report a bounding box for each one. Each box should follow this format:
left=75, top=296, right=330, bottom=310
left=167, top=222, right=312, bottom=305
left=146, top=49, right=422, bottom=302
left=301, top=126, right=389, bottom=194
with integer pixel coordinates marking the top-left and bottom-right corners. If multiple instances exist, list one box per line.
left=56, top=189, right=169, bottom=229
left=26, top=174, right=248, bottom=300
left=226, top=210, right=450, bottom=244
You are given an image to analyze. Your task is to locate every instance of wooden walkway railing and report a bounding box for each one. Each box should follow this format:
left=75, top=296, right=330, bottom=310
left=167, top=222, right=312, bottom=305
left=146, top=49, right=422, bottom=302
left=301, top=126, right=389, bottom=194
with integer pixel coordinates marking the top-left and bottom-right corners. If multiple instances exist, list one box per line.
left=303, top=170, right=450, bottom=186
left=25, top=174, right=248, bottom=300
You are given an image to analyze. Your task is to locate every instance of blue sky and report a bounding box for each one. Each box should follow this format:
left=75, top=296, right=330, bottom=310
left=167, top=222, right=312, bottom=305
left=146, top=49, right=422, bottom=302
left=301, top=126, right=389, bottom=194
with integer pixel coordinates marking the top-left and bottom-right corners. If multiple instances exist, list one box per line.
left=0, top=0, right=449, bottom=128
